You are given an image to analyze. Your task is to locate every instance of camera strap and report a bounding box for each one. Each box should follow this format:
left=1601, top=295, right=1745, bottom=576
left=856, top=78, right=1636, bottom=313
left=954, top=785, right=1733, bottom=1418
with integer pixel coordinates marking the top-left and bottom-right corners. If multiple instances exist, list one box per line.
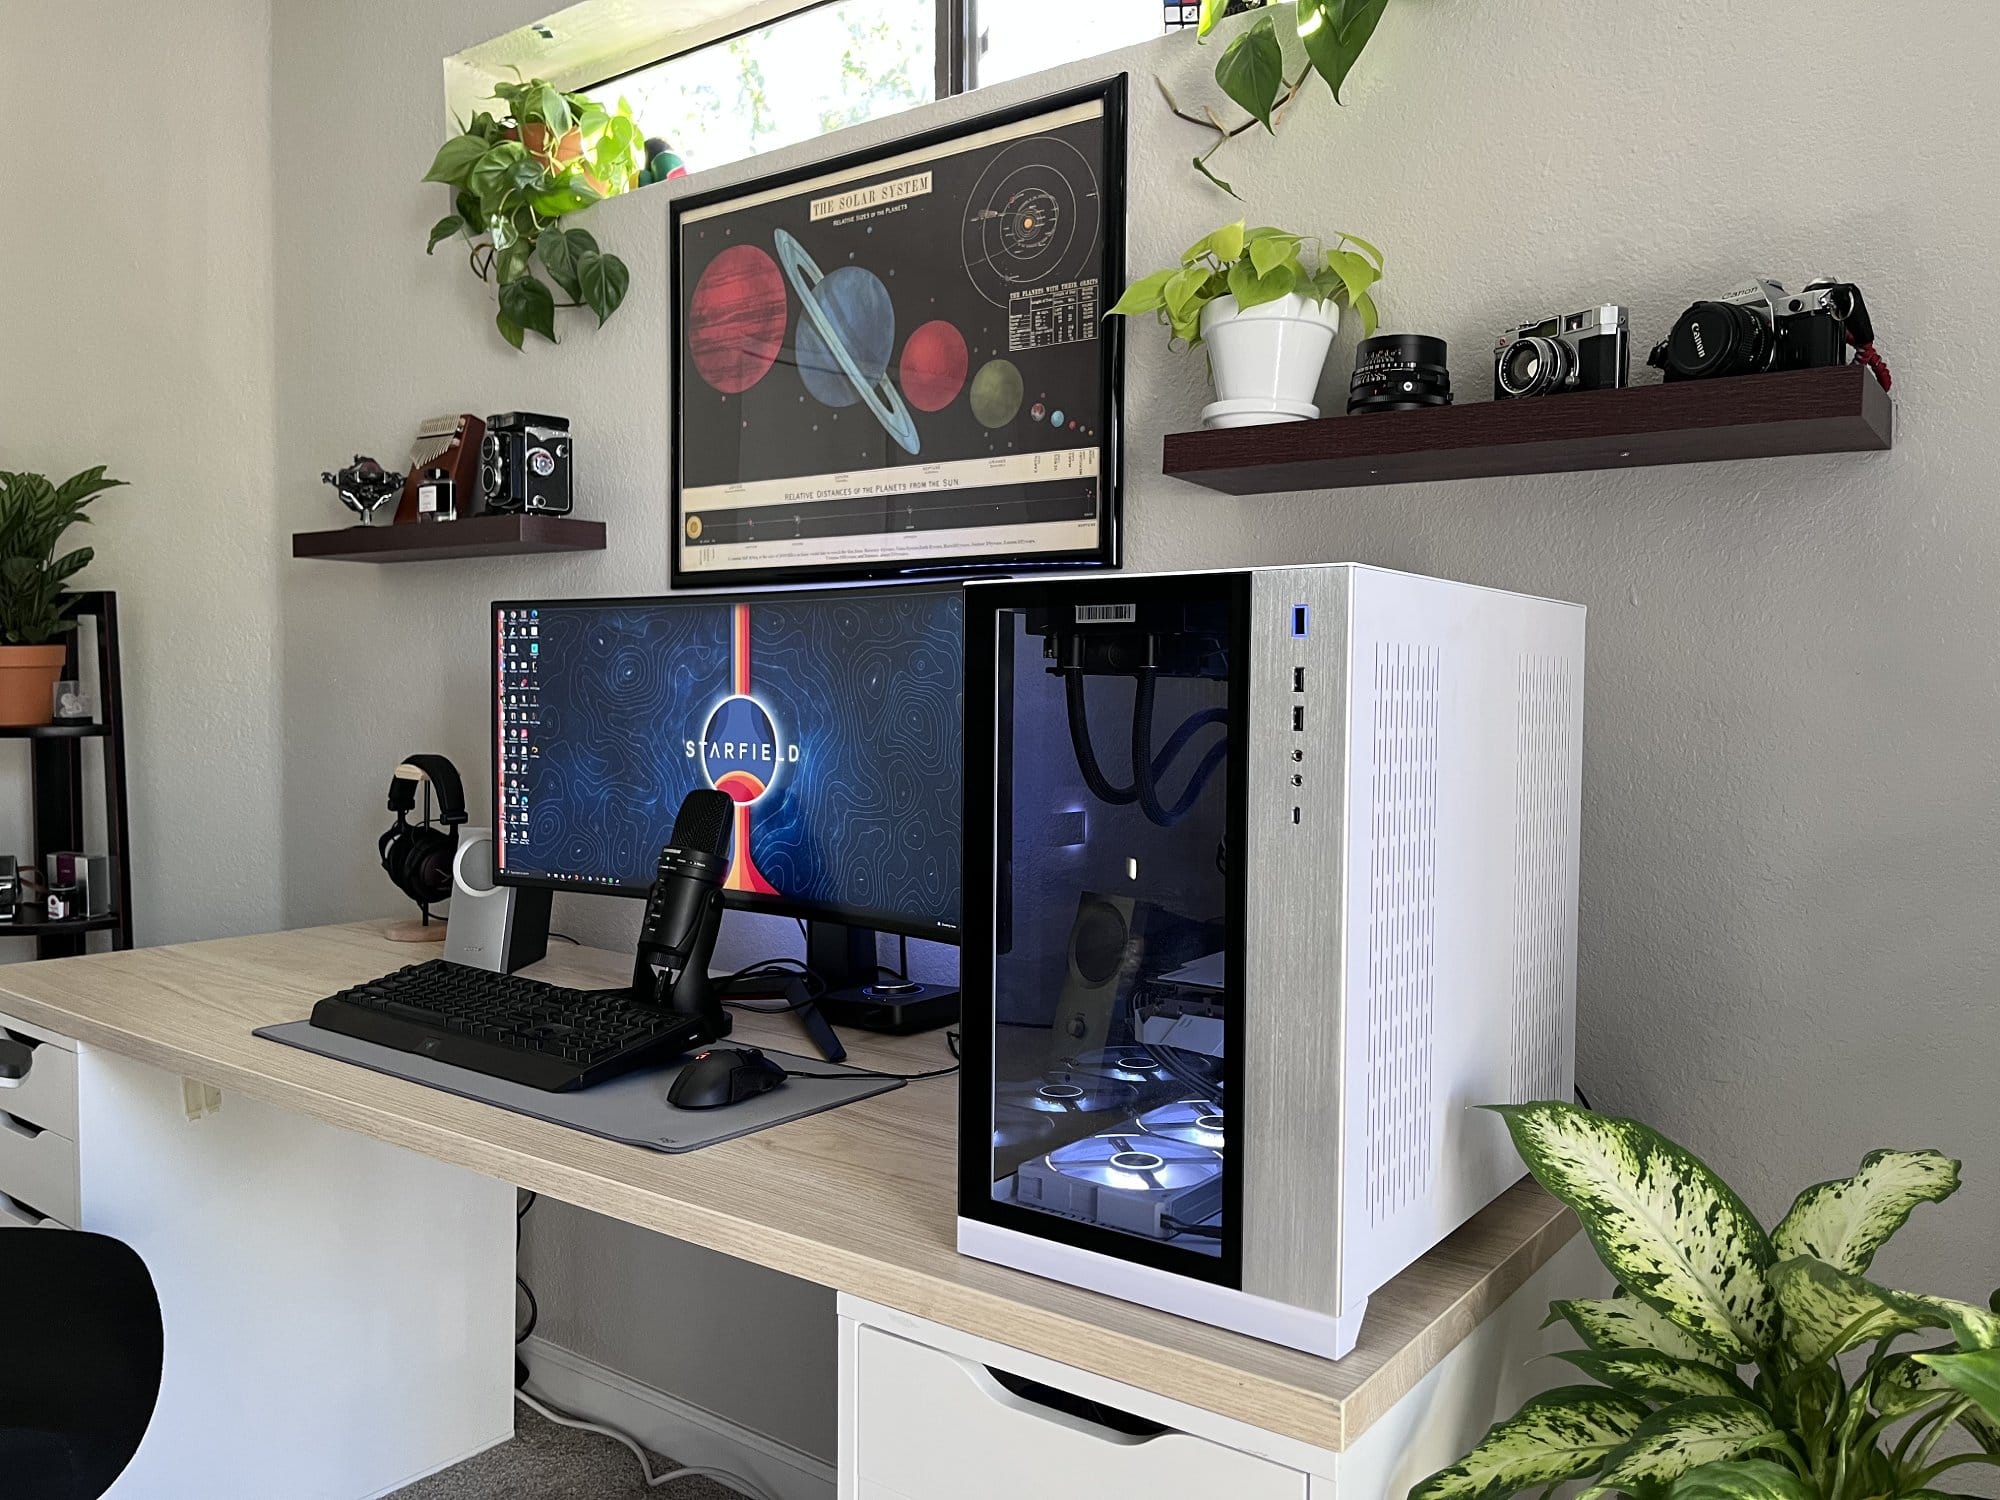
left=1812, top=281, right=1892, bottom=391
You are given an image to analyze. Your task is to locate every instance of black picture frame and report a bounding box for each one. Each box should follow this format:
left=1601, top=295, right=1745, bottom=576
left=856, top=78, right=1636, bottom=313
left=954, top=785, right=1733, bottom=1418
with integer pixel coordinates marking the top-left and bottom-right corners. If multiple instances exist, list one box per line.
left=669, top=75, right=1127, bottom=591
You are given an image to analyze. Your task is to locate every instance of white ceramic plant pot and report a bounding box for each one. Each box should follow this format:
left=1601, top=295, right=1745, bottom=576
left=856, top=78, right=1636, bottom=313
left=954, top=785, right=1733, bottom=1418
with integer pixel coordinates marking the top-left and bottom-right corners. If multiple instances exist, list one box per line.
left=1199, top=292, right=1341, bottom=428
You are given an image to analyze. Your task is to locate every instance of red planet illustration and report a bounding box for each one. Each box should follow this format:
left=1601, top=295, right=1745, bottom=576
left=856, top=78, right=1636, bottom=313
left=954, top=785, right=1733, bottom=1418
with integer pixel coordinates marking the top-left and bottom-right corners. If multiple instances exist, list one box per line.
left=897, top=319, right=970, bottom=413
left=688, top=244, right=788, bottom=394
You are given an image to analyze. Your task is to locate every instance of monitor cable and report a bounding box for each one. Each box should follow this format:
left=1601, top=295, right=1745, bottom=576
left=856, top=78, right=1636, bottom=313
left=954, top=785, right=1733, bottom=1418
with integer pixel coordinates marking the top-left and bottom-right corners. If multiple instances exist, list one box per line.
left=515, top=1190, right=539, bottom=1390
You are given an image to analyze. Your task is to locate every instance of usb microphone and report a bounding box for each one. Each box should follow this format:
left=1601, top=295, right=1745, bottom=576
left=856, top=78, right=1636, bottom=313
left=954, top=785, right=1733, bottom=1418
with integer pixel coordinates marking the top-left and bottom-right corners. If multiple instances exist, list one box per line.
left=633, top=788, right=734, bottom=1039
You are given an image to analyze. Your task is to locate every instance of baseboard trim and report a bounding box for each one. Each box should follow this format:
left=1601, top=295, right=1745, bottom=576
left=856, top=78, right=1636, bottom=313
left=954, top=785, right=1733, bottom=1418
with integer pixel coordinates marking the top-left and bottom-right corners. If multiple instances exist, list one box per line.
left=520, top=1336, right=836, bottom=1500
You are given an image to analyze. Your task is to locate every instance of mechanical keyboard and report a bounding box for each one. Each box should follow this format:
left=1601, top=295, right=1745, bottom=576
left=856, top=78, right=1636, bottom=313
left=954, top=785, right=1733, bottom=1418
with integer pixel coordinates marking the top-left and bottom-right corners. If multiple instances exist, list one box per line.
left=309, top=959, right=711, bottom=1092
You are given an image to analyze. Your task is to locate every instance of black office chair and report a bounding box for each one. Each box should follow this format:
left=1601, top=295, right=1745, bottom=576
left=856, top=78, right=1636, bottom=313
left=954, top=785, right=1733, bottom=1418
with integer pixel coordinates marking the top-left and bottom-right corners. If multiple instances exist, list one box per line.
left=0, top=1230, right=163, bottom=1500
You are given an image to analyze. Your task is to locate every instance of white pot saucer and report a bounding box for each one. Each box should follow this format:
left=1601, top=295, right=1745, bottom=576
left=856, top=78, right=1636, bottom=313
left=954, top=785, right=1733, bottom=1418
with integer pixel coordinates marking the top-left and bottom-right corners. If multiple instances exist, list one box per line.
left=1200, top=396, right=1320, bottom=429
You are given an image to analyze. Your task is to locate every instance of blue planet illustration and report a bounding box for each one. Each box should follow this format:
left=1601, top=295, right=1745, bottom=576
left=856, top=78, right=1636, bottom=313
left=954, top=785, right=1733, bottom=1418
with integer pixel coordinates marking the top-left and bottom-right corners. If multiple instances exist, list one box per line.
left=773, top=229, right=920, bottom=456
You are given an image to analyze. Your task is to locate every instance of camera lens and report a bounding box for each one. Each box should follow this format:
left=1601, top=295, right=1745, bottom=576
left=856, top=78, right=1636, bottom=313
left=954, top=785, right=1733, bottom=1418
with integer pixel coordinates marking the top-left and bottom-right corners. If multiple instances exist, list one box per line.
left=1496, top=336, right=1577, bottom=399
left=1348, top=334, right=1453, bottom=415
left=1662, top=300, right=1773, bottom=380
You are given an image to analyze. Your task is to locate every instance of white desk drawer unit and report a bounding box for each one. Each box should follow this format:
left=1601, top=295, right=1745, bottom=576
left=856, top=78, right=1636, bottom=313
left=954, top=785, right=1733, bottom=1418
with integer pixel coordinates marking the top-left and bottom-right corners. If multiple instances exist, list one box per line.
left=0, top=1009, right=80, bottom=1227
left=847, top=1321, right=1307, bottom=1500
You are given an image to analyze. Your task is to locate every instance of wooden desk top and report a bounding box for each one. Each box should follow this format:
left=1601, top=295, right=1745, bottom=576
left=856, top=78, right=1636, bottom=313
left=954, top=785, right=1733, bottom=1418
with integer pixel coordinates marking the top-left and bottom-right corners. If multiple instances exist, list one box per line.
left=0, top=922, right=1575, bottom=1451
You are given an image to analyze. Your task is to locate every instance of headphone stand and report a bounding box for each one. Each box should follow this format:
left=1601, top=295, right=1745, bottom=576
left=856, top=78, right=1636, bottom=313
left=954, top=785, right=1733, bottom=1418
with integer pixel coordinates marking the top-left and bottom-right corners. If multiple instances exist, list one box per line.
left=382, top=916, right=448, bottom=943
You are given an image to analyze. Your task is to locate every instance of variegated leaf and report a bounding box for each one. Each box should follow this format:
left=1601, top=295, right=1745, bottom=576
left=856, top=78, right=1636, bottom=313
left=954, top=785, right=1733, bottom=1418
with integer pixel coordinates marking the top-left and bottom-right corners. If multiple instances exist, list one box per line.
left=1583, top=1397, right=1789, bottom=1497
left=1491, top=1104, right=1778, bottom=1361
left=1667, top=1457, right=1814, bottom=1499
left=1554, top=1348, right=1750, bottom=1403
left=1875, top=1348, right=2000, bottom=1451
left=1891, top=1292, right=2000, bottom=1351
left=1549, top=1296, right=1732, bottom=1367
left=1772, top=1148, right=1960, bottom=1273
left=1915, top=1348, right=2000, bottom=1429
left=1770, top=1256, right=1939, bottom=1363
left=1407, top=1386, right=1650, bottom=1500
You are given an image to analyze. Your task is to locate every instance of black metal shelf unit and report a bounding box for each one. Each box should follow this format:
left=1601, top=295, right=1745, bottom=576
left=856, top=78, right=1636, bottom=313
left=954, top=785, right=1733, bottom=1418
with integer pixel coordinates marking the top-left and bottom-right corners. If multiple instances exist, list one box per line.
left=3, top=592, right=133, bottom=957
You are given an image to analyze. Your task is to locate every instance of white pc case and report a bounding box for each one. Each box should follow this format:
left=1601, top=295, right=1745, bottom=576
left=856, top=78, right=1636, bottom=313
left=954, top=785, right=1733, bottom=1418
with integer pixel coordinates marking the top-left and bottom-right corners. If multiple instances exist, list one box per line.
left=956, top=564, right=1585, bottom=1359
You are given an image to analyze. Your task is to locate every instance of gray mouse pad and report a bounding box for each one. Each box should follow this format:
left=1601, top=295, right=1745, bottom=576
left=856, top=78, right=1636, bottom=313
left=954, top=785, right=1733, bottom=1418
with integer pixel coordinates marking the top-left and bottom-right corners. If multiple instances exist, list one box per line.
left=255, top=1021, right=901, bottom=1153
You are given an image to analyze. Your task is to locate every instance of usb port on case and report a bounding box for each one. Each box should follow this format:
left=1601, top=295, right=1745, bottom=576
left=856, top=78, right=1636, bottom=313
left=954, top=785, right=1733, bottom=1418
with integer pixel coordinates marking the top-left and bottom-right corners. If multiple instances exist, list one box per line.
left=1293, top=667, right=1306, bottom=692
left=1292, top=705, right=1305, bottom=731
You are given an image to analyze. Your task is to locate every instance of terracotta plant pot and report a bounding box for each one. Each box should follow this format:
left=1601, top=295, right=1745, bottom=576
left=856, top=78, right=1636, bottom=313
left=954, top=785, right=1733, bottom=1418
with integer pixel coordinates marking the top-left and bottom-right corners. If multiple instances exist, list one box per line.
left=0, top=644, right=68, bottom=727
left=512, top=123, right=614, bottom=195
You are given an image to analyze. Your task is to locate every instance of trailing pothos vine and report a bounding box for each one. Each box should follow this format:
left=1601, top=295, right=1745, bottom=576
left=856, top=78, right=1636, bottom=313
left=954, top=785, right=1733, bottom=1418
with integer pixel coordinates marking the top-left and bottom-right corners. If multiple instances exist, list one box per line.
left=1413, top=1103, right=2000, bottom=1500
left=1164, top=0, right=1394, bottom=195
left=422, top=77, right=649, bottom=349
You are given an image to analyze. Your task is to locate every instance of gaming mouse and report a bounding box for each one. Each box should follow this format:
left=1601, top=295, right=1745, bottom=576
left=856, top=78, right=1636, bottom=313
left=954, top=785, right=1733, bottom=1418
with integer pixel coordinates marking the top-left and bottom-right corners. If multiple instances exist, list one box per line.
left=668, top=1047, right=789, bottom=1110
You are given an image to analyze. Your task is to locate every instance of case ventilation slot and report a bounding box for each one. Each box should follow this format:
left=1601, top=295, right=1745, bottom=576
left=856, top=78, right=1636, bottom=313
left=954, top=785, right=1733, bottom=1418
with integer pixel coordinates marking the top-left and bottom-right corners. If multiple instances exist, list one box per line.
left=1366, top=643, right=1440, bottom=1224
left=1510, top=654, right=1577, bottom=1106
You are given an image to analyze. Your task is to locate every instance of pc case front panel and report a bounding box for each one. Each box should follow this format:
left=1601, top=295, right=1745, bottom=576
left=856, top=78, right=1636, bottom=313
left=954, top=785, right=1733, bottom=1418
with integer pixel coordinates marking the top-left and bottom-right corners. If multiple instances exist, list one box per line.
left=959, top=574, right=1249, bottom=1287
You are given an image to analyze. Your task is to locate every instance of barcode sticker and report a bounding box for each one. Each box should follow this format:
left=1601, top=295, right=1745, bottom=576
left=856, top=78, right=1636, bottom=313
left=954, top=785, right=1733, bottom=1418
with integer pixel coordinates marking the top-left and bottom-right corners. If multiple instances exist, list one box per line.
left=1075, top=603, right=1136, bottom=624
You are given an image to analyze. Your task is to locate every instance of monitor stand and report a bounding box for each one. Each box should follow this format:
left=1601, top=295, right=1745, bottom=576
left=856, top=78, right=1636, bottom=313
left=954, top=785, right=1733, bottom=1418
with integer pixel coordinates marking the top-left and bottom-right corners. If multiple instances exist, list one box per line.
left=806, top=920, right=959, bottom=1035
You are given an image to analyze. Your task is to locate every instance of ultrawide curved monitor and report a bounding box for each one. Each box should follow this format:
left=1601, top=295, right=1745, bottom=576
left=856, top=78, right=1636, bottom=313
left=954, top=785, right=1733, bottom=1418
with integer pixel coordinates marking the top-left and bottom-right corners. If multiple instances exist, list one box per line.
left=493, top=584, right=962, bottom=940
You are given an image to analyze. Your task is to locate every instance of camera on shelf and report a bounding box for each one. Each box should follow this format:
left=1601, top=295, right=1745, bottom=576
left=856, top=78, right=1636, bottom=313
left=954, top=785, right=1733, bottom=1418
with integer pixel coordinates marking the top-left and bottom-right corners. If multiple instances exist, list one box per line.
left=479, top=413, right=573, bottom=515
left=1648, top=279, right=1871, bottom=383
left=1348, top=334, right=1454, bottom=414
left=1494, top=305, right=1629, bottom=400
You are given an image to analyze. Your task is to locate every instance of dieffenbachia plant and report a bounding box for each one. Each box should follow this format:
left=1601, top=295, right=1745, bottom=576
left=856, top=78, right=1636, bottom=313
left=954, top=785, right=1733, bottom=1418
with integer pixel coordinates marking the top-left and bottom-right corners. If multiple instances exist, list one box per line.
left=1412, top=1103, right=2000, bottom=1500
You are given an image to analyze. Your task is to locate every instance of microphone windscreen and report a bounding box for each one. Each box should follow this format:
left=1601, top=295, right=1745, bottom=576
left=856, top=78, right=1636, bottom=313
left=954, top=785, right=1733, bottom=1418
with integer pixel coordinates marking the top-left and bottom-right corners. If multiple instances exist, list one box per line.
left=669, top=787, right=733, bottom=858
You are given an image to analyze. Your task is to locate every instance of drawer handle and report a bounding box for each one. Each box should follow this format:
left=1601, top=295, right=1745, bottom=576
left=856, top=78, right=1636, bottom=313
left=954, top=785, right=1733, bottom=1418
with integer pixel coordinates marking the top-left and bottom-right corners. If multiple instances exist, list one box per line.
left=0, top=1191, right=52, bottom=1226
left=0, top=1112, right=44, bottom=1141
left=939, top=1350, right=1172, bottom=1447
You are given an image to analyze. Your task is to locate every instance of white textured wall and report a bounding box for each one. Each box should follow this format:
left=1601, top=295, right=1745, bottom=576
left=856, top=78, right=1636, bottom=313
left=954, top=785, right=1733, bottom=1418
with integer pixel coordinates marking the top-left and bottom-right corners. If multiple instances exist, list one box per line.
left=1, top=0, right=284, bottom=945
left=264, top=0, right=2000, bottom=1471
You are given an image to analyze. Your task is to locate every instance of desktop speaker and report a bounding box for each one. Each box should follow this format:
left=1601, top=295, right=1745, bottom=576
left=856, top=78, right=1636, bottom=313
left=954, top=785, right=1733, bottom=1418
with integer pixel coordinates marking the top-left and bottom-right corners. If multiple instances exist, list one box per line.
left=441, top=827, right=552, bottom=974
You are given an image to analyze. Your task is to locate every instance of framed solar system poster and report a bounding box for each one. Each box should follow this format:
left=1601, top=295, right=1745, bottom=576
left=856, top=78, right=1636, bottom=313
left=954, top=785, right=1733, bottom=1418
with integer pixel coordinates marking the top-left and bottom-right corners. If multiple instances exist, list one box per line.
left=671, top=76, right=1127, bottom=588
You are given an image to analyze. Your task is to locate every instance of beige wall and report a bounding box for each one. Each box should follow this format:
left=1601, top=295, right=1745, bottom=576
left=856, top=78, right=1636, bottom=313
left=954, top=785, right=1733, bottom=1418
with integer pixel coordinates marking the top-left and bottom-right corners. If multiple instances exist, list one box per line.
left=2, top=0, right=1971, bottom=1475
left=0, top=0, right=284, bottom=946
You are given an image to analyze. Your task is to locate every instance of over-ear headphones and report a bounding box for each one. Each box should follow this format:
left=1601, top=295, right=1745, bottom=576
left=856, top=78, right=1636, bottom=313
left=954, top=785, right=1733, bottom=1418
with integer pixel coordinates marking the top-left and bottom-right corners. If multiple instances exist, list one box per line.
left=379, top=755, right=468, bottom=916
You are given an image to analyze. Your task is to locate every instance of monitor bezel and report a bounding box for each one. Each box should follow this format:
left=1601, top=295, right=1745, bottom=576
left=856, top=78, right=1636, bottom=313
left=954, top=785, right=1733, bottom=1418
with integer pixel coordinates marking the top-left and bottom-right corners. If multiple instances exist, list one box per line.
left=490, top=582, right=965, bottom=945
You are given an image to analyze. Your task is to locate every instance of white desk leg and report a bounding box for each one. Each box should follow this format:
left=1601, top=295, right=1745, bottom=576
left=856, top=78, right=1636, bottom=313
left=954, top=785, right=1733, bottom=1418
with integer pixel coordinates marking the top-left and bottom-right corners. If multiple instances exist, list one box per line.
left=78, top=1045, right=516, bottom=1500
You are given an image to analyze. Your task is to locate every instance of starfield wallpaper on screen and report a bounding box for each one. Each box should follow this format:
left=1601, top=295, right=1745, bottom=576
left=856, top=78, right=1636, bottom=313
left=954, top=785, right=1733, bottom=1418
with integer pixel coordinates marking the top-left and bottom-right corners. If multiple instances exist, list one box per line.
left=675, top=95, right=1115, bottom=576
left=503, top=594, right=963, bottom=932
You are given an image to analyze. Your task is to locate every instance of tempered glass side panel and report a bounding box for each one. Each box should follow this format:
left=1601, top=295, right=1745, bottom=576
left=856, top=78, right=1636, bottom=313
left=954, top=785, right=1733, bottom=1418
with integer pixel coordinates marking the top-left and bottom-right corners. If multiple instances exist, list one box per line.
left=973, top=577, right=1243, bottom=1277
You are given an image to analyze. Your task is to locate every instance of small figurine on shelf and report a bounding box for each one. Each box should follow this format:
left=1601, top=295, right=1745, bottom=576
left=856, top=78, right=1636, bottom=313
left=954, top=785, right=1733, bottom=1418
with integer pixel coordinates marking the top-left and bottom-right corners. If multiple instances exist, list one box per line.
left=321, top=456, right=405, bottom=526
left=53, top=679, right=93, bottom=721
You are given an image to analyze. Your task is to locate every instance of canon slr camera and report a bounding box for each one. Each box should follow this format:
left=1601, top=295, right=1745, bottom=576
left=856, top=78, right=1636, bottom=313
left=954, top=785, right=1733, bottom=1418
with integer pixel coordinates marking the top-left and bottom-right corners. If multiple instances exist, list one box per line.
left=1494, top=305, right=1630, bottom=399
left=1647, top=279, right=1872, bottom=383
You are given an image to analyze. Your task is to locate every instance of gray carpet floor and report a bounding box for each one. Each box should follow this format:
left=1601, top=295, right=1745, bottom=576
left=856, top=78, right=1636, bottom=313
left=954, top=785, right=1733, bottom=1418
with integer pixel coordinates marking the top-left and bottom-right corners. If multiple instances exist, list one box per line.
left=389, top=1402, right=744, bottom=1499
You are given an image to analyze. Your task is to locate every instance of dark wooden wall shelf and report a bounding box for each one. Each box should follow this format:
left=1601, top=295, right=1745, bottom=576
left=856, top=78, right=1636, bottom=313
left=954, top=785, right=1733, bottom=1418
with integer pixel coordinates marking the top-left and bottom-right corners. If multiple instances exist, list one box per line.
left=1161, top=366, right=1894, bottom=496
left=292, top=514, right=606, bottom=563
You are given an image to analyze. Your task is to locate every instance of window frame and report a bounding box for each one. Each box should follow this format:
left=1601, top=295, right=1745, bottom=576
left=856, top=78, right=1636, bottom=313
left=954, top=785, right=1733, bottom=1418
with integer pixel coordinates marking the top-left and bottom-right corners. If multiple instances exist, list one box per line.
left=578, top=0, right=974, bottom=122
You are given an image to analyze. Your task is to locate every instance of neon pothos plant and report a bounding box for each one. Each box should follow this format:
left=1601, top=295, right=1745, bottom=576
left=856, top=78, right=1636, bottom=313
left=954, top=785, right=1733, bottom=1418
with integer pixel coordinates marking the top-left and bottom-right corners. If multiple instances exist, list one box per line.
left=422, top=77, right=648, bottom=349
left=1108, top=220, right=1382, bottom=348
left=1412, top=1103, right=2000, bottom=1500
left=1163, top=0, right=1395, bottom=195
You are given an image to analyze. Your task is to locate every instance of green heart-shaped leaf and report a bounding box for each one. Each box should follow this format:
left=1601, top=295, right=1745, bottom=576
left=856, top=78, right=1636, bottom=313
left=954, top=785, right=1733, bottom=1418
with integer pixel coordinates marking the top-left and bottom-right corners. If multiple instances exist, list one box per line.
left=497, top=274, right=557, bottom=343
left=576, top=250, right=630, bottom=326
left=422, top=134, right=488, bottom=187
left=1214, top=13, right=1285, bottom=131
left=426, top=215, right=464, bottom=254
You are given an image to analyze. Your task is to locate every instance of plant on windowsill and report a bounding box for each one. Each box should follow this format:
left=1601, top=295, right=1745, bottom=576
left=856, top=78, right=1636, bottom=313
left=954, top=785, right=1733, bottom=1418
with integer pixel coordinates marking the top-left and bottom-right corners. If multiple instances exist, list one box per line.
left=0, top=466, right=124, bottom=726
left=1163, top=0, right=1398, bottom=195
left=1108, top=219, right=1382, bottom=428
left=421, top=77, right=649, bottom=349
left=1410, top=1101, right=2000, bottom=1500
